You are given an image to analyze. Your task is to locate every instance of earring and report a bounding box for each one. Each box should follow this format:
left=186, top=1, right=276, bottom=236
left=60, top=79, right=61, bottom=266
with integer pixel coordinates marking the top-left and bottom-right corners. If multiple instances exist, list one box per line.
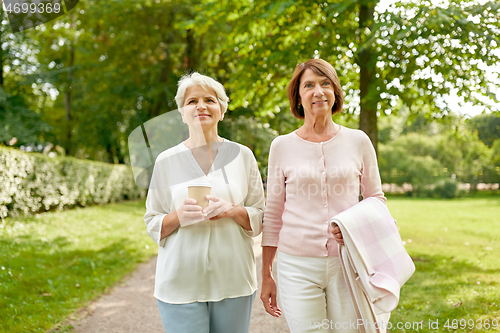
left=297, top=104, right=304, bottom=114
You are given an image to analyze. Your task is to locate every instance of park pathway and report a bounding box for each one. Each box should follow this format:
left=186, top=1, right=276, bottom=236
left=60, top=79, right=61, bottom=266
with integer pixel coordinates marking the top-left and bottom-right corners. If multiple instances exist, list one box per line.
left=68, top=235, right=290, bottom=333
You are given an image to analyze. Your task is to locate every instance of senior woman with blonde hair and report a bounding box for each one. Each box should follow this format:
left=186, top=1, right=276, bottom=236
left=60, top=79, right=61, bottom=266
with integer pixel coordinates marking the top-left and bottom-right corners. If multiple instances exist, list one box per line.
left=261, top=59, right=386, bottom=332
left=144, top=72, right=265, bottom=333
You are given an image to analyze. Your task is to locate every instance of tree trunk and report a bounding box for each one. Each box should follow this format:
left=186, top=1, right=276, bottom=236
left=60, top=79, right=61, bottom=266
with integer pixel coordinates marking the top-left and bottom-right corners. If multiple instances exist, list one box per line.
left=106, top=142, right=116, bottom=164
left=0, top=41, right=4, bottom=133
left=357, top=2, right=378, bottom=154
left=150, top=33, right=174, bottom=118
left=185, top=29, right=197, bottom=72
left=64, top=88, right=72, bottom=122
left=64, top=43, right=75, bottom=155
left=0, top=23, right=4, bottom=89
left=0, top=49, right=3, bottom=88
left=64, top=15, right=77, bottom=156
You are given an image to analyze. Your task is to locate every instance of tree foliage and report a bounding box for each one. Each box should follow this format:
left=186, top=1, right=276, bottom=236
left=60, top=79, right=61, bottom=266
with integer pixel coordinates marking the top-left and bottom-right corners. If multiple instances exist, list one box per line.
left=198, top=0, right=500, bottom=151
left=1, top=0, right=499, bottom=178
left=0, top=8, right=51, bottom=147
left=378, top=116, right=497, bottom=195
left=18, top=1, right=207, bottom=162
left=468, top=112, right=500, bottom=147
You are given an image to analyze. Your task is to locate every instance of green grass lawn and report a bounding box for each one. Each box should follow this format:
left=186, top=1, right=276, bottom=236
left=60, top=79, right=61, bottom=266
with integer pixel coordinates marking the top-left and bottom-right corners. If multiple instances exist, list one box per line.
left=1, top=197, right=498, bottom=332
left=388, top=197, right=500, bottom=332
left=0, top=199, right=157, bottom=333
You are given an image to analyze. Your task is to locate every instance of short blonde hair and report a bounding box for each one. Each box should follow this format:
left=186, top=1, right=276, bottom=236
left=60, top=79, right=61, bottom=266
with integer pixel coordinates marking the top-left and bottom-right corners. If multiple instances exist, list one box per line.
left=175, top=72, right=229, bottom=114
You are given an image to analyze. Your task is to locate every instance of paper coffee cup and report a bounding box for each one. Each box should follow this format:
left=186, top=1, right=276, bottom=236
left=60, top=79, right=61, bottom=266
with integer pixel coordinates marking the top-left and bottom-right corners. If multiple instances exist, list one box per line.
left=188, top=186, right=211, bottom=209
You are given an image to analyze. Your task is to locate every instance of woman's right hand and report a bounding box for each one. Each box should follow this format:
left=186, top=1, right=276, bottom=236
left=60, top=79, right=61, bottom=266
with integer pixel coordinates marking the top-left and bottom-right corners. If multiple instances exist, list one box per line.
left=261, top=275, right=281, bottom=317
left=176, top=198, right=204, bottom=227
left=331, top=225, right=345, bottom=245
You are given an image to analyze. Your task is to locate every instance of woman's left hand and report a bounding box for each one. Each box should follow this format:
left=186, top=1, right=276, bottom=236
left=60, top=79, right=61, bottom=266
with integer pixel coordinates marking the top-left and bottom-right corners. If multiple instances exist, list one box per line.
left=203, top=195, right=234, bottom=220
left=332, top=226, right=344, bottom=245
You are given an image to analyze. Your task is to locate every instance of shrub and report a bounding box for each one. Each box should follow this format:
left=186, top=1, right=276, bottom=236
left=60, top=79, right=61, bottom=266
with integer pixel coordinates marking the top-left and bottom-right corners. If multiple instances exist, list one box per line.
left=0, top=147, right=145, bottom=219
left=380, top=130, right=495, bottom=195
left=432, top=178, right=459, bottom=199
left=379, top=142, right=444, bottom=195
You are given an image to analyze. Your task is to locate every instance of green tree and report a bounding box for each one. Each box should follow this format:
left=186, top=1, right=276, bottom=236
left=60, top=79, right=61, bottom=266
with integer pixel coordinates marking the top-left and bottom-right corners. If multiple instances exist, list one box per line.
left=490, top=139, right=500, bottom=183
left=468, top=112, right=500, bottom=147
left=0, top=7, right=51, bottom=147
left=379, top=133, right=445, bottom=195
left=29, top=0, right=211, bottom=162
left=442, top=129, right=492, bottom=191
left=379, top=128, right=494, bottom=194
left=201, top=0, right=500, bottom=152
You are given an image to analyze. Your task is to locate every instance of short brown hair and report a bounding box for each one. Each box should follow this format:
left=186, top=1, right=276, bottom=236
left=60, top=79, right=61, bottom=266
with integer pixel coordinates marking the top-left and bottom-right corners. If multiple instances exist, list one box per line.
left=287, top=59, right=344, bottom=119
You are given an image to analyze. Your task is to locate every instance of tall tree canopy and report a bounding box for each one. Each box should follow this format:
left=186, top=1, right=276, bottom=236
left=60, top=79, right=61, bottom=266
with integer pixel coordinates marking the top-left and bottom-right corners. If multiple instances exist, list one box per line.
left=201, top=0, right=500, bottom=150
left=2, top=0, right=499, bottom=161
left=0, top=7, right=51, bottom=146
left=15, top=0, right=216, bottom=162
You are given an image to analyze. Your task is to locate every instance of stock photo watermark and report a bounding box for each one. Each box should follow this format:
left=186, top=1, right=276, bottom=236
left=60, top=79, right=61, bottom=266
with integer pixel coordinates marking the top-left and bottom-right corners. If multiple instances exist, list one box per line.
left=2, top=0, right=79, bottom=33
left=289, top=318, right=499, bottom=331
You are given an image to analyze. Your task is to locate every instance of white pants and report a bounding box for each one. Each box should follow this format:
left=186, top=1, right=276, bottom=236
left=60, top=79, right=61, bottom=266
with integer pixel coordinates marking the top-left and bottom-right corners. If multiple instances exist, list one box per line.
left=277, top=251, right=359, bottom=333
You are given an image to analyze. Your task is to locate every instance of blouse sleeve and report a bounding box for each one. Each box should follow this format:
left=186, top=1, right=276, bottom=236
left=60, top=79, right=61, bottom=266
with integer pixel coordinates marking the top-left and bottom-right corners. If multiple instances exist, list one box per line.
left=360, top=133, right=387, bottom=204
left=144, top=158, right=172, bottom=247
left=241, top=150, right=265, bottom=238
left=262, top=138, right=286, bottom=247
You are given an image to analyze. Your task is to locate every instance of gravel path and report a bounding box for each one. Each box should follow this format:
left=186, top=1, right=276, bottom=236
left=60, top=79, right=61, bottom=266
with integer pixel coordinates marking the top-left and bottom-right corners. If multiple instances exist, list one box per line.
left=67, top=235, right=290, bottom=333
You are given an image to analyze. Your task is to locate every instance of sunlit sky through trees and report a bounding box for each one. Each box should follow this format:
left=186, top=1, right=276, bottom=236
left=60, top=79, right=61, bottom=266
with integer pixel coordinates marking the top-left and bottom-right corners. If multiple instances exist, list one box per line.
left=377, top=0, right=500, bottom=117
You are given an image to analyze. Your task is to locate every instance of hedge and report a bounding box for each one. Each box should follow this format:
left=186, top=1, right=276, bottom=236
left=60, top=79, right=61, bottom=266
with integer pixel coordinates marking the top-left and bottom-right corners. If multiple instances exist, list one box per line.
left=0, top=146, right=145, bottom=219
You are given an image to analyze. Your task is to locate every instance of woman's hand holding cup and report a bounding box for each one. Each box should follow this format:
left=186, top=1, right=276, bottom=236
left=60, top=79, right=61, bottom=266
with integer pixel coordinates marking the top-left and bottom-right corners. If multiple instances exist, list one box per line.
left=177, top=198, right=205, bottom=227
left=203, top=195, right=233, bottom=220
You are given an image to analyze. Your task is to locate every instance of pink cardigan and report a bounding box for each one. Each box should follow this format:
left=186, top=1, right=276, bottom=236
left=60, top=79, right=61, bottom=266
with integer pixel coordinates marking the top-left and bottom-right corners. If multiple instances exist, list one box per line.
left=262, top=126, right=386, bottom=257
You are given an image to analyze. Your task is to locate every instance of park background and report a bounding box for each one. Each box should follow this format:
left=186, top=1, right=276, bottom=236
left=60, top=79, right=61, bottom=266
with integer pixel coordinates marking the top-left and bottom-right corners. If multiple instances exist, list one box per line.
left=0, top=0, right=499, bottom=332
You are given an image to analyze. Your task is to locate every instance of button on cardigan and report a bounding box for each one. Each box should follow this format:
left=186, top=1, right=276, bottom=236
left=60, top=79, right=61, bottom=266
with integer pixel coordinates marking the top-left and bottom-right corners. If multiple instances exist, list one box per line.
left=144, top=140, right=265, bottom=304
left=262, top=126, right=386, bottom=257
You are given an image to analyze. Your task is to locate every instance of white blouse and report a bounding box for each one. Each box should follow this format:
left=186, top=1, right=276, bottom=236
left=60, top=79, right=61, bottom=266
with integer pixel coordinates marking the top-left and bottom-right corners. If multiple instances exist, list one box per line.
left=144, top=139, right=265, bottom=304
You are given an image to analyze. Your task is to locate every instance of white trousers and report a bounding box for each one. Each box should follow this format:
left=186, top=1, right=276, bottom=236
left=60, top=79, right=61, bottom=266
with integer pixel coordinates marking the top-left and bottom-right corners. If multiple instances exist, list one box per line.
left=277, top=251, right=359, bottom=333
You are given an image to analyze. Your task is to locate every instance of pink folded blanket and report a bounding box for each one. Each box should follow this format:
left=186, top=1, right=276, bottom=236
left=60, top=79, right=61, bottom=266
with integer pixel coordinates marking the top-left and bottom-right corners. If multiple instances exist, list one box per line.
left=330, top=197, right=415, bottom=316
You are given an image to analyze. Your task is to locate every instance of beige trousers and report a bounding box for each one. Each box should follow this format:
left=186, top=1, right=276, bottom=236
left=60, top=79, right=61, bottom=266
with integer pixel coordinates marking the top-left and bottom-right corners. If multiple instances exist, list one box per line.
left=277, top=251, right=359, bottom=333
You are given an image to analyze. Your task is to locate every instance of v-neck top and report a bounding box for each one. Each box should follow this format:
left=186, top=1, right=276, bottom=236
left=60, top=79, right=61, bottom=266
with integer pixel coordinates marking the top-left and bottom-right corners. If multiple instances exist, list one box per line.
left=181, top=140, right=224, bottom=176
left=262, top=126, right=386, bottom=257
left=144, top=139, right=265, bottom=304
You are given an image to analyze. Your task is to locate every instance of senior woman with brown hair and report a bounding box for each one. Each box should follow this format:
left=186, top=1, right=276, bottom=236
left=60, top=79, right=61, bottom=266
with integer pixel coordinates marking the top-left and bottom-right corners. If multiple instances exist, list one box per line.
left=261, top=59, right=386, bottom=333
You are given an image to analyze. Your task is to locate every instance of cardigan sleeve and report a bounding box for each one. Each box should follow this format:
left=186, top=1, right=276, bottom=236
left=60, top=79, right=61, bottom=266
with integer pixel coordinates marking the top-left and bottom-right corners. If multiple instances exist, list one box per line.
left=360, top=133, right=387, bottom=204
left=241, top=147, right=265, bottom=238
left=262, top=138, right=286, bottom=247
